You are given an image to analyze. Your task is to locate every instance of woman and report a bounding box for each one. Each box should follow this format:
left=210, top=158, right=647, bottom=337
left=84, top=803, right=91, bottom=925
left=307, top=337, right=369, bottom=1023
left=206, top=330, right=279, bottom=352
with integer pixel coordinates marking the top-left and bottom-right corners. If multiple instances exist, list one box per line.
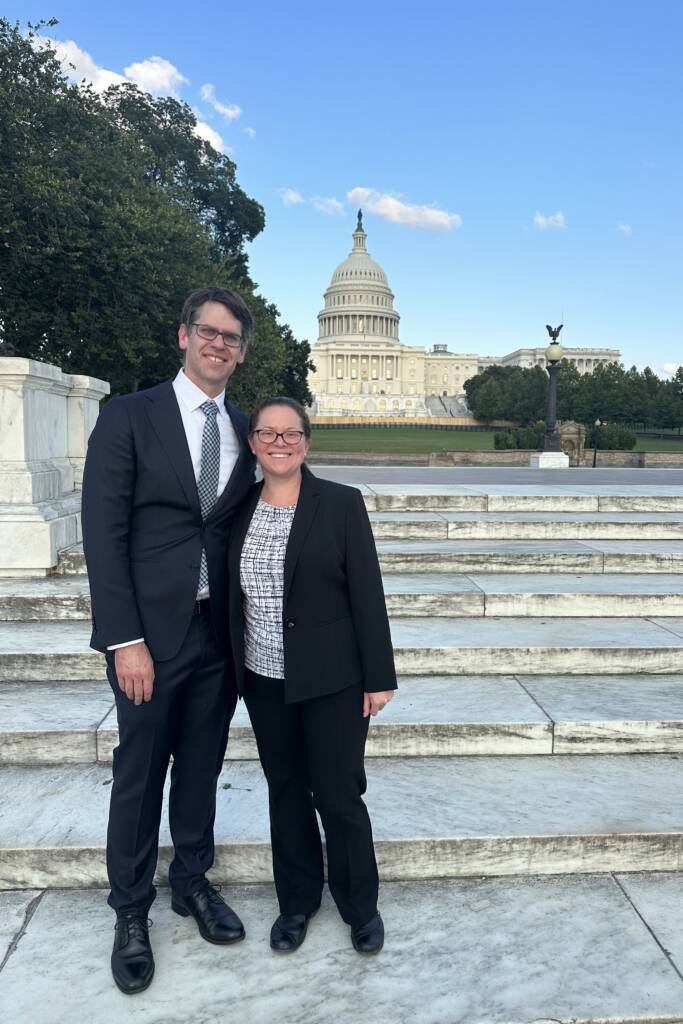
left=227, top=396, right=397, bottom=955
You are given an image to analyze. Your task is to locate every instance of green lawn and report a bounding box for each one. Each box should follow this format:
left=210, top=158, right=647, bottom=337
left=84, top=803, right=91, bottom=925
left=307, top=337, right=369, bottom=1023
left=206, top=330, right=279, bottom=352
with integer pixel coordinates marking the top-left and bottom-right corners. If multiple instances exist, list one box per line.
left=310, top=428, right=496, bottom=453
left=309, top=426, right=683, bottom=454
left=634, top=436, right=683, bottom=452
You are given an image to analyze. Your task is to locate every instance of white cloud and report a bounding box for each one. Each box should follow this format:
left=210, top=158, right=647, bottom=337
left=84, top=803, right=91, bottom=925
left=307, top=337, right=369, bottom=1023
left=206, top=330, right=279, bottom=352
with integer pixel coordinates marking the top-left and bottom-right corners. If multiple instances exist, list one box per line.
left=38, top=37, right=189, bottom=100
left=40, top=38, right=126, bottom=91
left=278, top=188, right=305, bottom=207
left=124, top=56, right=188, bottom=97
left=617, top=222, right=633, bottom=235
left=312, top=196, right=345, bottom=216
left=347, top=187, right=462, bottom=231
left=200, top=83, right=241, bottom=121
left=244, top=127, right=256, bottom=139
left=662, top=362, right=681, bottom=375
left=194, top=120, right=228, bottom=153
left=533, top=210, right=567, bottom=229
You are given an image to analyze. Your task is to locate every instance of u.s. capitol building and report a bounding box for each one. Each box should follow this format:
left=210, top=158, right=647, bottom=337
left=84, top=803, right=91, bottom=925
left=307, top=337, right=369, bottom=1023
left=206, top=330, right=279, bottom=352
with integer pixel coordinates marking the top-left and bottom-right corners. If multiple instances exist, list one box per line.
left=308, top=212, right=620, bottom=417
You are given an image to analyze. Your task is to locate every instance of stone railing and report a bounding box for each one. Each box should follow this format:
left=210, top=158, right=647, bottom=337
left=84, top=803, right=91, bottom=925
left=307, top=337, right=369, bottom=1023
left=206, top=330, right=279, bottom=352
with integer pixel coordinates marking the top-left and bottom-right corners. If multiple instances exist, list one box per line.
left=0, top=358, right=109, bottom=575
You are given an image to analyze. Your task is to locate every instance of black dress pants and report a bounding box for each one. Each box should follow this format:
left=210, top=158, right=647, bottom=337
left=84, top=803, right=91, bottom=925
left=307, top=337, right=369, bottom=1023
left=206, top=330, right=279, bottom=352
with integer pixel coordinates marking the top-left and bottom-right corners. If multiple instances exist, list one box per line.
left=243, top=670, right=379, bottom=929
left=105, top=608, right=237, bottom=916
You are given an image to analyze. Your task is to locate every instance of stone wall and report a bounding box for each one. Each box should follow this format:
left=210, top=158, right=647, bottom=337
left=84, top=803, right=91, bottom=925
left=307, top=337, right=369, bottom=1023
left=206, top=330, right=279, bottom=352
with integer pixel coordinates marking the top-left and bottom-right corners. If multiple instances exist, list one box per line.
left=0, top=358, right=109, bottom=575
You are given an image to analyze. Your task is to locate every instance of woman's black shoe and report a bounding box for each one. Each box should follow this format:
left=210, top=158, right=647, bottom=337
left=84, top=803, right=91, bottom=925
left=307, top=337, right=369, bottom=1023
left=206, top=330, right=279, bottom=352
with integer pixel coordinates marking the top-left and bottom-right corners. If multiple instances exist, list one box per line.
left=351, top=912, right=384, bottom=954
left=111, top=914, right=155, bottom=994
left=270, top=909, right=317, bottom=952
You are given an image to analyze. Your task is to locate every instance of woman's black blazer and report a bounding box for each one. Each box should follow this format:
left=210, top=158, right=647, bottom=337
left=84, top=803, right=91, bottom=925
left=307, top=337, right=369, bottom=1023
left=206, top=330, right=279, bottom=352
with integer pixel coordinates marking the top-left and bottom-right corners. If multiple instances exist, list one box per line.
left=227, top=463, right=397, bottom=704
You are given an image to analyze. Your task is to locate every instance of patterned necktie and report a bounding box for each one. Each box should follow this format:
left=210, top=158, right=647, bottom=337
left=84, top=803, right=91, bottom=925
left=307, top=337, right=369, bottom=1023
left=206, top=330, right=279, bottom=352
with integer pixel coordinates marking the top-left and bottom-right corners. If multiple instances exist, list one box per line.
left=197, top=400, right=220, bottom=593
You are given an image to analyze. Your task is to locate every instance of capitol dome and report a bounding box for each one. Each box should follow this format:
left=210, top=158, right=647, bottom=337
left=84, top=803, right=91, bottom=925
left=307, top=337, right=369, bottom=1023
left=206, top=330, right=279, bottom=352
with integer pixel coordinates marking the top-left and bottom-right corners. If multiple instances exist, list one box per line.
left=317, top=210, right=400, bottom=343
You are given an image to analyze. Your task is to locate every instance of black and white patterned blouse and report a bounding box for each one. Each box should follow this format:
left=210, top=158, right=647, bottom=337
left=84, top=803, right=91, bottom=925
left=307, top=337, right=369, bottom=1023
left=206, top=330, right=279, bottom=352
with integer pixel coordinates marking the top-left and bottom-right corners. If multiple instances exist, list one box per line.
left=240, top=498, right=297, bottom=679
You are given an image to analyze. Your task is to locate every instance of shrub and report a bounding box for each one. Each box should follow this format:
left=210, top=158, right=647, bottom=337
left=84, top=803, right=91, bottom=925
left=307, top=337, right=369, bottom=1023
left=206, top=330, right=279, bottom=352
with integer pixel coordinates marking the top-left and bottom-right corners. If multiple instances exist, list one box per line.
left=494, top=422, right=545, bottom=450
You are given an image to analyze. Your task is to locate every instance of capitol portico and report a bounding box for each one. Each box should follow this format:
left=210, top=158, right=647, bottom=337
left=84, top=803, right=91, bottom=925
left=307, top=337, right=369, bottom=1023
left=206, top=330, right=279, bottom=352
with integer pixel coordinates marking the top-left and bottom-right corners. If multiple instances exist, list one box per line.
left=308, top=213, right=620, bottom=417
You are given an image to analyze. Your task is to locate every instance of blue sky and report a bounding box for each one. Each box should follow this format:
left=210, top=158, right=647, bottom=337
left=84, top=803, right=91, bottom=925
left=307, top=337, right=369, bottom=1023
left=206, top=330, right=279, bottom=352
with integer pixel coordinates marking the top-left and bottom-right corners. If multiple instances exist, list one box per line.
left=10, top=0, right=683, bottom=373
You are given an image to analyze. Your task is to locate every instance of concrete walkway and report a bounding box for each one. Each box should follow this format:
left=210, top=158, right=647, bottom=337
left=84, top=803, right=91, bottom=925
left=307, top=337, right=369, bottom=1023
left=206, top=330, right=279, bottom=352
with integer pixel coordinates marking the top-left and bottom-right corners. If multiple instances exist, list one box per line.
left=315, top=465, right=683, bottom=487
left=2, top=875, right=683, bottom=1023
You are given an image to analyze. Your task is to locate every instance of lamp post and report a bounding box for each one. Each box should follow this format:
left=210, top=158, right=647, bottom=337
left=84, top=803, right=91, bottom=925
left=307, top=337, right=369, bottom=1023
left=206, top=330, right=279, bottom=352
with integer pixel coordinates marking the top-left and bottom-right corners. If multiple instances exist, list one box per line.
left=542, top=338, right=564, bottom=452
left=592, top=418, right=602, bottom=468
left=530, top=323, right=569, bottom=469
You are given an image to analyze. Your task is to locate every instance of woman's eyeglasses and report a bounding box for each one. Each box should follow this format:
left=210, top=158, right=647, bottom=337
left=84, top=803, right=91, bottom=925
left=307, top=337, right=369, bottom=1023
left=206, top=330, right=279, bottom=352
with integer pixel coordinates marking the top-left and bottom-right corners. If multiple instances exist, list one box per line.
left=251, top=429, right=305, bottom=445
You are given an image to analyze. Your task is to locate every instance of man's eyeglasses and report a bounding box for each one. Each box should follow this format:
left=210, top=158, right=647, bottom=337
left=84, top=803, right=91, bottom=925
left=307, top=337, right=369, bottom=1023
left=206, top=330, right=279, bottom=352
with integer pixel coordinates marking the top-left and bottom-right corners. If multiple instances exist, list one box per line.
left=250, top=429, right=306, bottom=445
left=191, top=323, right=243, bottom=349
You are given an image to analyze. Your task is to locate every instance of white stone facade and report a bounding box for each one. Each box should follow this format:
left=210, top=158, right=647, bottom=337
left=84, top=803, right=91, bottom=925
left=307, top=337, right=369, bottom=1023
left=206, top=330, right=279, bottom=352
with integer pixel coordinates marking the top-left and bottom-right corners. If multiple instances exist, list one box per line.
left=0, top=358, right=109, bottom=575
left=480, top=347, right=620, bottom=375
left=309, top=216, right=621, bottom=417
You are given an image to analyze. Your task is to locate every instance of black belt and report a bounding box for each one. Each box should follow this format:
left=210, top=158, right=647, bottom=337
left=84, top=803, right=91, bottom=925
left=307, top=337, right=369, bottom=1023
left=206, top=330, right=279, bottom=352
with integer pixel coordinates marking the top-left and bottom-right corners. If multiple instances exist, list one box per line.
left=192, top=598, right=212, bottom=616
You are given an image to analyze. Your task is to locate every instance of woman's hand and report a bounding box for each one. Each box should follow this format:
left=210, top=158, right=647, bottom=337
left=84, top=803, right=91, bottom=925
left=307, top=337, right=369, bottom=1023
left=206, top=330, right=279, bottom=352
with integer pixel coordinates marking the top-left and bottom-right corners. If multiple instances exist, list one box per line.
left=363, top=690, right=395, bottom=718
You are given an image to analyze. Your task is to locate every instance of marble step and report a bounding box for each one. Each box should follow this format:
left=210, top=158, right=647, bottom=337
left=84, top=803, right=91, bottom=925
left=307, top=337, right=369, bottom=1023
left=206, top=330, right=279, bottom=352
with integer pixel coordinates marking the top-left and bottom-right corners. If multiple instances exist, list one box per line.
left=3, top=617, right=683, bottom=682
left=4, top=752, right=683, bottom=889
left=363, top=484, right=683, bottom=514
left=369, top=510, right=683, bottom=541
left=383, top=572, right=683, bottom=617
left=5, top=675, right=683, bottom=766
left=3, top=874, right=683, bottom=1023
left=377, top=538, right=683, bottom=573
left=52, top=537, right=683, bottom=580
left=0, top=577, right=92, bottom=621
left=53, top=544, right=86, bottom=576
left=6, top=573, right=683, bottom=622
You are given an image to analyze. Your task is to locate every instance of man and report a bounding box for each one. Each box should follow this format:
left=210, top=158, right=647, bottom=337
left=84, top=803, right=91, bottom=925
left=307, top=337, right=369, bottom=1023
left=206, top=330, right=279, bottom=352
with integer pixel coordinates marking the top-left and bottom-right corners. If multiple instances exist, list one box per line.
left=82, top=287, right=256, bottom=994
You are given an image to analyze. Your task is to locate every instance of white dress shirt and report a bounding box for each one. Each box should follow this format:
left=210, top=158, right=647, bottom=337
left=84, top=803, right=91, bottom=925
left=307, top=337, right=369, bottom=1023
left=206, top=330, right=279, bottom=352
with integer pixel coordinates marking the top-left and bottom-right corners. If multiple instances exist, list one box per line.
left=108, top=369, right=241, bottom=649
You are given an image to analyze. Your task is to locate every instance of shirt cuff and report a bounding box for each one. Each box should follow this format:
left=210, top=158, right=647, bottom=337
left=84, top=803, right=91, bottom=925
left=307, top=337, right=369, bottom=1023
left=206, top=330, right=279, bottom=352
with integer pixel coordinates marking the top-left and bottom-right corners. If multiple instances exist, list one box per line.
left=107, top=638, right=145, bottom=651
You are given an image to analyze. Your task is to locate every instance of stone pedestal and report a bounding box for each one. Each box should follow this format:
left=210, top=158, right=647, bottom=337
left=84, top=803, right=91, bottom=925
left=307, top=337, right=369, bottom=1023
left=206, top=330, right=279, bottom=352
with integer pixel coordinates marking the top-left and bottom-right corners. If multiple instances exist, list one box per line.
left=529, top=451, right=570, bottom=469
left=0, top=359, right=109, bottom=575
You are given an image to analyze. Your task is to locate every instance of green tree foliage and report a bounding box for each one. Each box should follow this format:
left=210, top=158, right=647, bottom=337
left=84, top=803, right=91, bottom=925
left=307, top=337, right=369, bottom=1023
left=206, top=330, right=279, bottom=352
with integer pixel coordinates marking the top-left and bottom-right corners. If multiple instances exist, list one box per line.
left=494, top=422, right=545, bottom=450
left=0, top=19, right=312, bottom=404
left=465, top=359, right=682, bottom=435
left=588, top=423, right=637, bottom=451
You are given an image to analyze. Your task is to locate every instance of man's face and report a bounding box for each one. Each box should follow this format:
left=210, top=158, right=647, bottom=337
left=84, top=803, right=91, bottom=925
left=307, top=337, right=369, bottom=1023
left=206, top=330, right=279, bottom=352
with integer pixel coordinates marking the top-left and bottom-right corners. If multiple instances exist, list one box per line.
left=178, top=300, right=246, bottom=396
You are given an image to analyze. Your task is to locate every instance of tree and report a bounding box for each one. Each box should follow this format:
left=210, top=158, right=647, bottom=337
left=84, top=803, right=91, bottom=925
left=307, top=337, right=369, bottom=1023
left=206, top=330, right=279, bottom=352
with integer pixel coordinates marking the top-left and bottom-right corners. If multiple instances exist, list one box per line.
left=465, top=374, right=506, bottom=420
left=0, top=19, right=310, bottom=404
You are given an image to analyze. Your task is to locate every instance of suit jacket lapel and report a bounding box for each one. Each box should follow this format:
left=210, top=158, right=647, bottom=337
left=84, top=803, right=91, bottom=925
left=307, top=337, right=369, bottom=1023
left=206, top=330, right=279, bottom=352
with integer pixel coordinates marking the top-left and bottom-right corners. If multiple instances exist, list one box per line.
left=229, top=482, right=263, bottom=580
left=211, top=402, right=253, bottom=518
left=145, top=382, right=202, bottom=523
left=283, top=465, right=320, bottom=608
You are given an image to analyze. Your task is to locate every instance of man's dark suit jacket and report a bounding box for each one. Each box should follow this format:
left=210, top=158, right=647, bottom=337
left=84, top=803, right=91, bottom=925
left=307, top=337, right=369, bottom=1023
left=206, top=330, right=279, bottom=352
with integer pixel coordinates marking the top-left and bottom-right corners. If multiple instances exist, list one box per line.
left=82, top=380, right=255, bottom=662
left=227, top=463, right=397, bottom=703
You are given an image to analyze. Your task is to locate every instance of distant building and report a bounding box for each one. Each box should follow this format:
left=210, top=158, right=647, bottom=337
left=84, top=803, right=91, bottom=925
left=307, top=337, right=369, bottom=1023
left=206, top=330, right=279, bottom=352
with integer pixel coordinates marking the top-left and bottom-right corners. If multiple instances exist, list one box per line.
left=308, top=215, right=621, bottom=416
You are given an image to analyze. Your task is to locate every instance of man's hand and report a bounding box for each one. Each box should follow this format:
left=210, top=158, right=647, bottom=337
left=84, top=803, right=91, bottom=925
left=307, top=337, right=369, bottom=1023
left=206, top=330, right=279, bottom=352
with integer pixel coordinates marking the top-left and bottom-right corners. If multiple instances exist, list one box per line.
left=114, top=642, right=155, bottom=705
left=363, top=690, right=395, bottom=718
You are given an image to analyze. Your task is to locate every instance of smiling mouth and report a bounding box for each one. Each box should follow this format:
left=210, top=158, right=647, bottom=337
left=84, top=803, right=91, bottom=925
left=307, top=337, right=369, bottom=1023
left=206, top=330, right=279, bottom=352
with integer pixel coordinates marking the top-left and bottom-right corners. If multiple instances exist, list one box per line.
left=203, top=353, right=227, bottom=364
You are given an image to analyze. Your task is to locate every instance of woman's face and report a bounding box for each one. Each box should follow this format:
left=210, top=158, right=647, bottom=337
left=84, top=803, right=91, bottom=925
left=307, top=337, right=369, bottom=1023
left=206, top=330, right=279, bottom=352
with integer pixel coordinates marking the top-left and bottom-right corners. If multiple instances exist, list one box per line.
left=249, top=405, right=310, bottom=482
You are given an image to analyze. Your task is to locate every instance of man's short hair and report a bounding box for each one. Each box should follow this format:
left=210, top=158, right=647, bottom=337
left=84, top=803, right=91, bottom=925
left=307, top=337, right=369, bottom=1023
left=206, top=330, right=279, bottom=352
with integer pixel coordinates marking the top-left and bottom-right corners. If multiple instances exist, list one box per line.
left=180, top=287, right=253, bottom=347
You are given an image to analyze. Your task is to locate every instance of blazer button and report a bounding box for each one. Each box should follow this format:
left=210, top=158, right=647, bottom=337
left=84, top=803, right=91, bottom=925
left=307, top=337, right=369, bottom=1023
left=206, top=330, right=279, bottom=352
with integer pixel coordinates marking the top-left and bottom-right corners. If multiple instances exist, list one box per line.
left=285, top=618, right=295, bottom=629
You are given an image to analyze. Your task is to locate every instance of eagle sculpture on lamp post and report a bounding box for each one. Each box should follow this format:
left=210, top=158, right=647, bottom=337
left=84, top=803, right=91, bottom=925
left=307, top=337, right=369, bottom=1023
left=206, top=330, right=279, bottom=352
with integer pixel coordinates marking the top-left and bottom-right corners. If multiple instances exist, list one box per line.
left=546, top=324, right=563, bottom=342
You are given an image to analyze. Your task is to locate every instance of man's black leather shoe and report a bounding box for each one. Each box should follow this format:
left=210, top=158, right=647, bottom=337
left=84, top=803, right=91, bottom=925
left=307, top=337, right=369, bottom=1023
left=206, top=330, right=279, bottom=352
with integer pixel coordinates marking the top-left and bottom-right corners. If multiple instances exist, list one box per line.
left=270, top=908, right=318, bottom=953
left=171, top=882, right=245, bottom=944
left=111, top=914, right=155, bottom=994
left=351, top=912, right=384, bottom=954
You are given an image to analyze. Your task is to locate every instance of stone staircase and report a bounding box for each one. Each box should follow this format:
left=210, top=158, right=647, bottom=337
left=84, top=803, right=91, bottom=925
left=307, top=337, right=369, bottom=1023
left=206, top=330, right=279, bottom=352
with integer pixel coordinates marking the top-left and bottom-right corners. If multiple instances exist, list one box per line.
left=3, top=477, right=683, bottom=1022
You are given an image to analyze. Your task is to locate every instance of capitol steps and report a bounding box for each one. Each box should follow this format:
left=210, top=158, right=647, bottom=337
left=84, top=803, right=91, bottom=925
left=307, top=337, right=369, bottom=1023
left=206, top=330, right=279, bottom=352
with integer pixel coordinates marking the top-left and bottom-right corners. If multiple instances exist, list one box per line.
left=46, top=537, right=683, bottom=575
left=5, top=571, right=683, bottom=620
left=2, top=617, right=683, bottom=682
left=1, top=479, right=683, bottom=899
left=4, top=674, right=683, bottom=767
left=369, top=510, right=683, bottom=540
left=4, top=751, right=683, bottom=890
